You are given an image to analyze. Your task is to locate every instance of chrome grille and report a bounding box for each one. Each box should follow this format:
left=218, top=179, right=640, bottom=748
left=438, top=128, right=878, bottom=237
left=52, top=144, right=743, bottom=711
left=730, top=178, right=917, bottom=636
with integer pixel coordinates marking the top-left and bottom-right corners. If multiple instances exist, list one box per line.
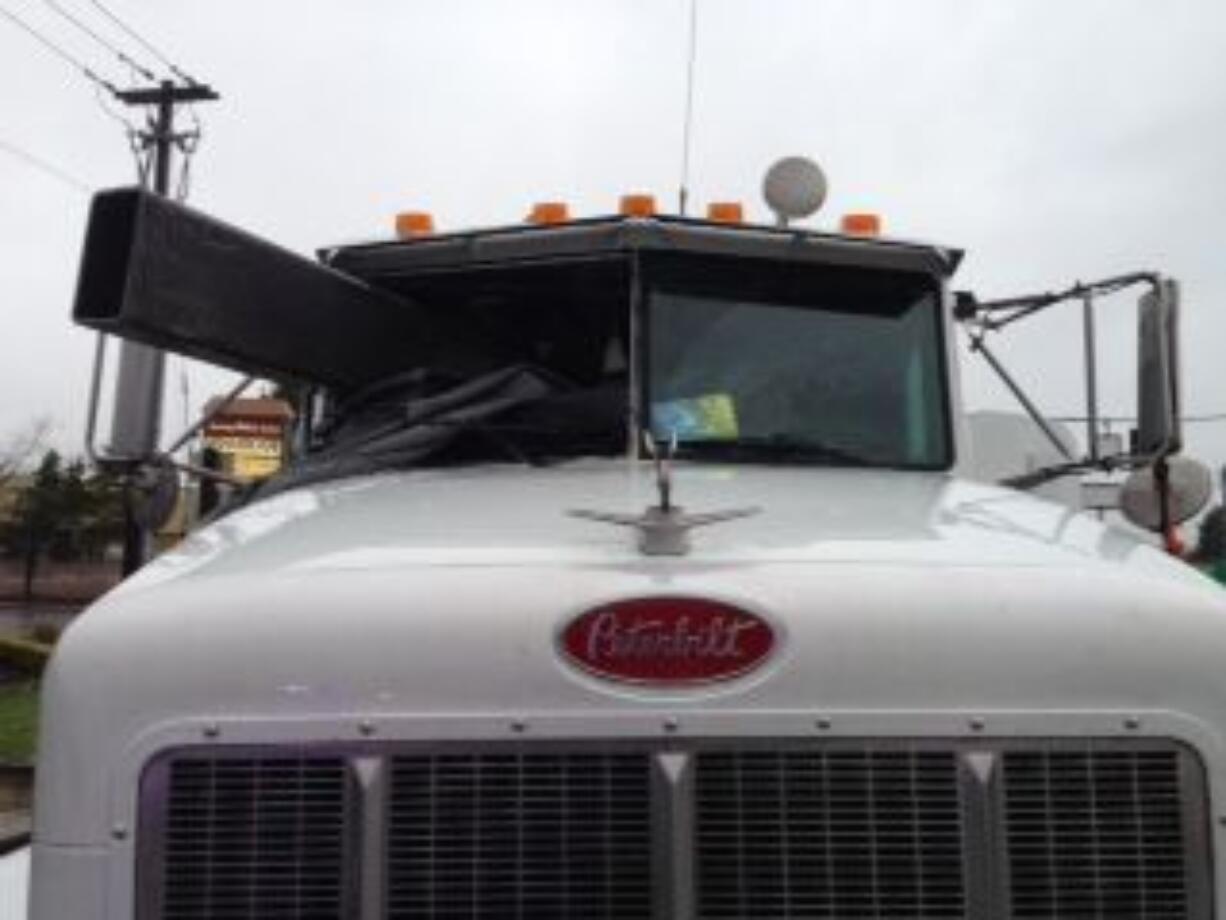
left=155, top=755, right=349, bottom=920
left=139, top=739, right=1209, bottom=920
left=695, top=748, right=966, bottom=919
left=1003, top=747, right=1196, bottom=919
left=386, top=752, right=653, bottom=919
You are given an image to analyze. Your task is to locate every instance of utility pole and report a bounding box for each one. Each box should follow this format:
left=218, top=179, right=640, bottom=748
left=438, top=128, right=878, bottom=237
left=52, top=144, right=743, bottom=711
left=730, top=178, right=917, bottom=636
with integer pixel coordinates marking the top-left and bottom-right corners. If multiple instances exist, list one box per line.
left=110, top=79, right=218, bottom=575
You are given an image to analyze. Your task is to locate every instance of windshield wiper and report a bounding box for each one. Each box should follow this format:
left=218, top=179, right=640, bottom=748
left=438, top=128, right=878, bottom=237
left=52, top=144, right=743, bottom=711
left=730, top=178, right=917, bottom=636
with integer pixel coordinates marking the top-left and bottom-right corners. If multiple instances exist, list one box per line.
left=673, top=434, right=873, bottom=466
left=408, top=418, right=624, bottom=467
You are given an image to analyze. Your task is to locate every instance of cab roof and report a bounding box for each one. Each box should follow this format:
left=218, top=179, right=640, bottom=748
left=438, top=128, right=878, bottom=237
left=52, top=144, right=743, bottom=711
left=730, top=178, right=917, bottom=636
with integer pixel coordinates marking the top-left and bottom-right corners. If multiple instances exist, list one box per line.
left=323, top=215, right=964, bottom=282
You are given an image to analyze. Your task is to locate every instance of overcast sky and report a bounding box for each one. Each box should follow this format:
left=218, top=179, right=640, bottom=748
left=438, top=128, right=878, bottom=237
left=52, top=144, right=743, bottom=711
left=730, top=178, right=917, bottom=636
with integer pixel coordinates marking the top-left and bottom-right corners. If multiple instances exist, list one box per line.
left=1, top=0, right=1224, bottom=499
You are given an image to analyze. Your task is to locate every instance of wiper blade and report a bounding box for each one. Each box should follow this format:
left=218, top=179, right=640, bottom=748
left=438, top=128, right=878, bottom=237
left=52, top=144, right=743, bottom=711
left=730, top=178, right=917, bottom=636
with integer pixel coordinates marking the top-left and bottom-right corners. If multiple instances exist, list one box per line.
left=674, top=434, right=873, bottom=466
left=412, top=418, right=623, bottom=467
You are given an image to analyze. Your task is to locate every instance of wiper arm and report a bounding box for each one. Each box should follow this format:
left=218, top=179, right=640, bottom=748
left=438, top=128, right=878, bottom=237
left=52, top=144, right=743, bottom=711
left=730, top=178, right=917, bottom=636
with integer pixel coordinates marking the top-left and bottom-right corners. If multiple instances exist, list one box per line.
left=415, top=418, right=622, bottom=467
left=675, top=434, right=873, bottom=466
left=1000, top=455, right=1130, bottom=491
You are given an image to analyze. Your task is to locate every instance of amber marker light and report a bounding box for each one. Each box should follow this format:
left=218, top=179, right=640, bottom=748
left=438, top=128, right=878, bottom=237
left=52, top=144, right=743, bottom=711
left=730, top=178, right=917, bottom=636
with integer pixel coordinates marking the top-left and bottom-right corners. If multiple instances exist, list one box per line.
left=527, top=202, right=570, bottom=225
left=706, top=202, right=745, bottom=224
left=619, top=194, right=657, bottom=217
left=840, top=213, right=882, bottom=237
left=395, top=212, right=435, bottom=239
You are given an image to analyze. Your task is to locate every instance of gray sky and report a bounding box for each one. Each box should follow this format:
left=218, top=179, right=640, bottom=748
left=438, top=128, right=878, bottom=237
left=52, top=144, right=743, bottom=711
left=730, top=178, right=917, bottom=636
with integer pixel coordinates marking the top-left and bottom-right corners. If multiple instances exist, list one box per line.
left=1, top=0, right=1224, bottom=498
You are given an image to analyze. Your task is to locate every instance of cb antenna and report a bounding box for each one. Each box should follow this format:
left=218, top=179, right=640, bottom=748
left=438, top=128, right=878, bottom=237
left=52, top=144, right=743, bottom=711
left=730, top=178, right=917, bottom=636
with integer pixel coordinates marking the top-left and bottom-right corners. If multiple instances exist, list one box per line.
left=678, top=0, right=699, bottom=215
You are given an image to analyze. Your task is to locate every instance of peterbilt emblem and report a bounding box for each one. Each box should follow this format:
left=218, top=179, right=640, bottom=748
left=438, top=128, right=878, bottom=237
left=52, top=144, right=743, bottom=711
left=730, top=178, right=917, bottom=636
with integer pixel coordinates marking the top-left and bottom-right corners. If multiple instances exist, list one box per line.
left=560, top=597, right=775, bottom=685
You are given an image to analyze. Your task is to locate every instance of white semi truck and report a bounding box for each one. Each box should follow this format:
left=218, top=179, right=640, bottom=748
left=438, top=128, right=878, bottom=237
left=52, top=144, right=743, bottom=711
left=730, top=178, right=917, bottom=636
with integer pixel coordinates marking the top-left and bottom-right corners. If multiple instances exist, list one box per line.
left=24, top=168, right=1226, bottom=919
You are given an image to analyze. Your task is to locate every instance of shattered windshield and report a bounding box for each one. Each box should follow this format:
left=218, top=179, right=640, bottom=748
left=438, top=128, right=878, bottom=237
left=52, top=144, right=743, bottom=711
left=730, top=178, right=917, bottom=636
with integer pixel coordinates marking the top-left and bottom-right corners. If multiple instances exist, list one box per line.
left=253, top=259, right=634, bottom=498
left=249, top=251, right=950, bottom=504
left=647, top=255, right=951, bottom=469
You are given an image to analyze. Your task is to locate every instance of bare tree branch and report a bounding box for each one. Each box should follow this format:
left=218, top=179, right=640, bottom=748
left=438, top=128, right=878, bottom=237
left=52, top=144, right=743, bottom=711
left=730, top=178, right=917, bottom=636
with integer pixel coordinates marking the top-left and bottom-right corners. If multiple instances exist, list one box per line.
left=0, top=417, right=53, bottom=489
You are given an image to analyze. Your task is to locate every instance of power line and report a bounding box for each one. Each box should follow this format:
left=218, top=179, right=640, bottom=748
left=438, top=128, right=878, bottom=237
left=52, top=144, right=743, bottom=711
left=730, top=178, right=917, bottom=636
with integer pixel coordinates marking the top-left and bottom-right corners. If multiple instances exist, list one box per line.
left=92, top=80, right=136, bottom=129
left=1051, top=412, right=1226, bottom=425
left=83, top=0, right=195, bottom=84
left=41, top=0, right=156, bottom=81
left=0, top=134, right=91, bottom=192
left=0, top=2, right=119, bottom=93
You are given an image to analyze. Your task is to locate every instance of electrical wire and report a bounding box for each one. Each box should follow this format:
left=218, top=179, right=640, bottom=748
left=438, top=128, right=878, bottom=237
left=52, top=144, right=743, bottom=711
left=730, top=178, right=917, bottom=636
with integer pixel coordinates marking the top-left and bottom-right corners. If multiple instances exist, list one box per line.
left=92, top=81, right=135, bottom=129
left=0, top=4, right=201, bottom=190
left=169, top=102, right=203, bottom=199
left=0, top=134, right=90, bottom=192
left=40, top=0, right=156, bottom=81
left=127, top=120, right=151, bottom=185
left=1052, top=412, right=1226, bottom=425
left=87, top=82, right=152, bottom=182
left=82, top=0, right=196, bottom=84
left=174, top=137, right=194, bottom=199
left=0, top=2, right=119, bottom=94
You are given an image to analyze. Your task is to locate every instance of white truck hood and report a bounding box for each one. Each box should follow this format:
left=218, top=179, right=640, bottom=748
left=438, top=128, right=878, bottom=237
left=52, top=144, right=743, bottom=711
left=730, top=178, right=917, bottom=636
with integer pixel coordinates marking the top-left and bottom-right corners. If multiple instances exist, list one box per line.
left=117, top=461, right=1202, bottom=579
left=35, top=462, right=1226, bottom=844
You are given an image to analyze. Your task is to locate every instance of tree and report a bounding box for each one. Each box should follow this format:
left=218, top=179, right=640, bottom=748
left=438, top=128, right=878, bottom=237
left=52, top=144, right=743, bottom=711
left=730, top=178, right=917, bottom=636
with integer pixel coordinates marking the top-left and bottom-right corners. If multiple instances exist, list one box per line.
left=2, top=454, right=125, bottom=556
left=50, top=459, right=89, bottom=560
left=1195, top=506, right=1225, bottom=562
left=0, top=417, right=51, bottom=491
left=79, top=466, right=125, bottom=560
left=16, top=449, right=64, bottom=601
left=0, top=445, right=126, bottom=602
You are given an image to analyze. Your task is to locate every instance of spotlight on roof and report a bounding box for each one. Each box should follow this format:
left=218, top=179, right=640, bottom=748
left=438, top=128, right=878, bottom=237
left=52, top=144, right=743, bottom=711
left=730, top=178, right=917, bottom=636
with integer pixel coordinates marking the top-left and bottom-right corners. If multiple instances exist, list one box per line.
left=762, top=156, right=827, bottom=228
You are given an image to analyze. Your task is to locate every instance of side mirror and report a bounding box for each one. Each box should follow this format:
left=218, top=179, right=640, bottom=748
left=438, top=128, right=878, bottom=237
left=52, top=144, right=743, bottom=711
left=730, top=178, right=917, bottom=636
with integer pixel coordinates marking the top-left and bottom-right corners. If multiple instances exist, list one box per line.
left=1120, top=455, right=1212, bottom=532
left=1136, top=279, right=1181, bottom=457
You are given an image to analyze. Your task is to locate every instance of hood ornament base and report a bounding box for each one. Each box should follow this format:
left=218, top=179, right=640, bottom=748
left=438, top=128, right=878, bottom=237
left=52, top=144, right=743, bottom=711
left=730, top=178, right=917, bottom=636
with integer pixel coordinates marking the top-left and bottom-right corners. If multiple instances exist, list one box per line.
left=569, top=432, right=760, bottom=556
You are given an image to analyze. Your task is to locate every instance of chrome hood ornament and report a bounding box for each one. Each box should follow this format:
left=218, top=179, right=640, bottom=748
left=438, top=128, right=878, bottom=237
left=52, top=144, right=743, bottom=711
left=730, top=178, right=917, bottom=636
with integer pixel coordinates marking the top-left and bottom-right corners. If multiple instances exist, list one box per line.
left=569, top=433, right=760, bottom=556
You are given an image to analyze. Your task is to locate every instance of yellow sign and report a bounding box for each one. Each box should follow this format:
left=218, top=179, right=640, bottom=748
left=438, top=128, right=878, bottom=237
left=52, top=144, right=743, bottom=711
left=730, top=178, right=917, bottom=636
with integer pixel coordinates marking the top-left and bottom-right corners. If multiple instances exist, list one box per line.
left=203, top=431, right=286, bottom=483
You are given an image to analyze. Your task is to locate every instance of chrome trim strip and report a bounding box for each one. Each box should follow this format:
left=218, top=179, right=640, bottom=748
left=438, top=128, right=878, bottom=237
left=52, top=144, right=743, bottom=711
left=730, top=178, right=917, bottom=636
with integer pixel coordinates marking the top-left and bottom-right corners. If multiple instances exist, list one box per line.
left=653, top=751, right=695, bottom=920
left=353, top=756, right=386, bottom=920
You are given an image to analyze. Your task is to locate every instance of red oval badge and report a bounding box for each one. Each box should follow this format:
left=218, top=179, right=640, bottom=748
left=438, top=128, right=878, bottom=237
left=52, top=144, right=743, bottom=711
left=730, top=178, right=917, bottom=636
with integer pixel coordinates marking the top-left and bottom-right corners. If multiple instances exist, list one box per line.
left=560, top=597, right=775, bottom=685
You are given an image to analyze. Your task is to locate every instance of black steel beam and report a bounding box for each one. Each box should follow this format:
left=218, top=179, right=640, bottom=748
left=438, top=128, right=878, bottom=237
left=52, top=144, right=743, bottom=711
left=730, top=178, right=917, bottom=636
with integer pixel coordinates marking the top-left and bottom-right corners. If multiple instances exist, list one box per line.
left=73, top=188, right=443, bottom=390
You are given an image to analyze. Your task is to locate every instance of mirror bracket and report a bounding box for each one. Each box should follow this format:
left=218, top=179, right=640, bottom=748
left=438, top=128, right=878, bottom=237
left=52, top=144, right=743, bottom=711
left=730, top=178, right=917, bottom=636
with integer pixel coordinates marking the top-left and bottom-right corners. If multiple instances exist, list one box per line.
left=958, top=272, right=1179, bottom=492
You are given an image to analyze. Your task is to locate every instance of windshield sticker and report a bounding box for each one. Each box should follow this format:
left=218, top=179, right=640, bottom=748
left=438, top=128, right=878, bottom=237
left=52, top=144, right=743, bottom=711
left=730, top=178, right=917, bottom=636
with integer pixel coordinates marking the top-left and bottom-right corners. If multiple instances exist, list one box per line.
left=652, top=394, right=739, bottom=441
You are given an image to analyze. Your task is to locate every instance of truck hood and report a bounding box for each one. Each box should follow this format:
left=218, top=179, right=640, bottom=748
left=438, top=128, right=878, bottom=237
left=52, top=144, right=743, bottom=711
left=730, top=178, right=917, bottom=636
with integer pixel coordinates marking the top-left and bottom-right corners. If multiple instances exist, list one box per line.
left=36, top=462, right=1226, bottom=844
left=120, top=461, right=1202, bottom=584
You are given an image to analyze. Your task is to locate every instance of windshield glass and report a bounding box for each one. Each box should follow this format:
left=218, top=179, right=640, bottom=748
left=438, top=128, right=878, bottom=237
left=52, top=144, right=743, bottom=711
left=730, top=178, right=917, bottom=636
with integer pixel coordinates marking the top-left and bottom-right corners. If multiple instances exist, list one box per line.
left=646, top=255, right=950, bottom=468
left=249, top=259, right=634, bottom=501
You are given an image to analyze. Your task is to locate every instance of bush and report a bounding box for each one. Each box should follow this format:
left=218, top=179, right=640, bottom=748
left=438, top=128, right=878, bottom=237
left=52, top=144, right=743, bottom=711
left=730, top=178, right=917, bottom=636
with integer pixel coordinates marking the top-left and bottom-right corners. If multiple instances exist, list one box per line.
left=0, top=635, right=52, bottom=676
left=0, top=681, right=39, bottom=764
left=1196, top=506, right=1225, bottom=562
left=25, top=622, right=61, bottom=646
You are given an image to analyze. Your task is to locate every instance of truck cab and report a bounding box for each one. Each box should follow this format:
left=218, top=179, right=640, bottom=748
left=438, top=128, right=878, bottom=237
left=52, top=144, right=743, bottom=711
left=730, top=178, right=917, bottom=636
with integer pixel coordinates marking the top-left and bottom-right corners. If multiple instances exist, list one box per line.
left=29, top=188, right=1226, bottom=919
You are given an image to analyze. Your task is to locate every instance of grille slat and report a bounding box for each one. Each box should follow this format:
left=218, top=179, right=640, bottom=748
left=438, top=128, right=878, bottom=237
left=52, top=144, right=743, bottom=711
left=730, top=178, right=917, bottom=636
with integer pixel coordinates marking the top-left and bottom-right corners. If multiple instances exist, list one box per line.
left=1003, top=747, right=1192, bottom=920
left=386, top=752, right=653, bottom=920
left=695, top=749, right=967, bottom=919
left=157, top=756, right=349, bottom=920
